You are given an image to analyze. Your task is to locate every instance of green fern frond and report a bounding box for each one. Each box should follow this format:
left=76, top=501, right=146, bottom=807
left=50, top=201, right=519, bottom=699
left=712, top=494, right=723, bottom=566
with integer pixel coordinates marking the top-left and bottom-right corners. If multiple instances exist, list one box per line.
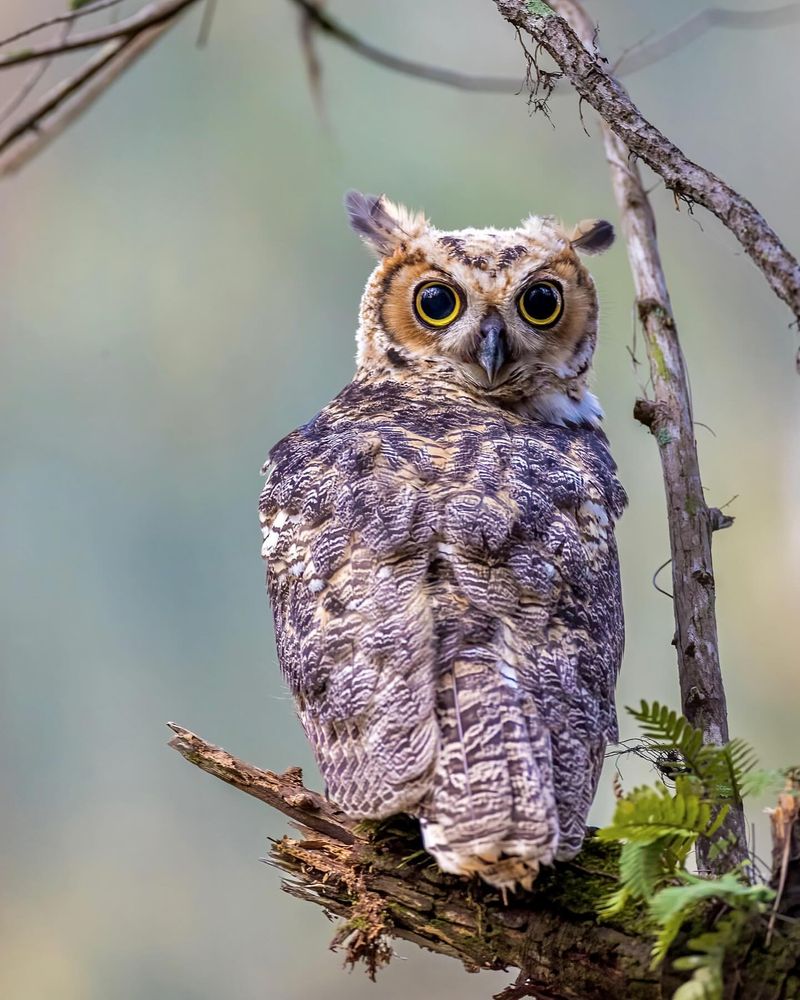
left=627, top=702, right=759, bottom=804
left=597, top=777, right=720, bottom=848
left=628, top=701, right=707, bottom=777
left=649, top=873, right=774, bottom=968
left=600, top=703, right=781, bottom=1000
left=740, top=767, right=791, bottom=799
left=597, top=883, right=632, bottom=919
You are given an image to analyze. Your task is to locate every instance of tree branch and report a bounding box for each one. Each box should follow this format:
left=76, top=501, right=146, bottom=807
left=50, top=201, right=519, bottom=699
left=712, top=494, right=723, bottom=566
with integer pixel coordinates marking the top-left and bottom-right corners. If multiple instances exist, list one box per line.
left=168, top=724, right=800, bottom=999
left=0, top=1, right=797, bottom=179
left=0, top=0, right=128, bottom=50
left=0, top=0, right=198, bottom=68
left=494, top=0, right=800, bottom=354
left=0, top=7, right=196, bottom=176
left=543, top=0, right=747, bottom=871
left=613, top=4, right=800, bottom=77
left=167, top=725, right=662, bottom=997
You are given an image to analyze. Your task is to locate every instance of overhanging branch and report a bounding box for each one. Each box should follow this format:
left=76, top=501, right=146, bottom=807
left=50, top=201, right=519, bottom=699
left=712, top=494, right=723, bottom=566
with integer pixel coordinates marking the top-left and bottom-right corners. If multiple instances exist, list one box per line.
left=494, top=0, right=800, bottom=350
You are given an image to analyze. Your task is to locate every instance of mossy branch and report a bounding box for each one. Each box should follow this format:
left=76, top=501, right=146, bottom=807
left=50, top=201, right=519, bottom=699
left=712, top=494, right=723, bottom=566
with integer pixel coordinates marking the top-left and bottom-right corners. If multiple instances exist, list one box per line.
left=168, top=724, right=800, bottom=1000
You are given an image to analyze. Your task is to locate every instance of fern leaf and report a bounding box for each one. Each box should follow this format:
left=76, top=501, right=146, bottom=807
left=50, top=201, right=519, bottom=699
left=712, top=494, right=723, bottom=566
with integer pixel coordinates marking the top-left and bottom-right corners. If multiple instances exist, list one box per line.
left=598, top=779, right=720, bottom=849
left=597, top=884, right=632, bottom=919
left=671, top=964, right=722, bottom=1000
left=740, top=767, right=788, bottom=799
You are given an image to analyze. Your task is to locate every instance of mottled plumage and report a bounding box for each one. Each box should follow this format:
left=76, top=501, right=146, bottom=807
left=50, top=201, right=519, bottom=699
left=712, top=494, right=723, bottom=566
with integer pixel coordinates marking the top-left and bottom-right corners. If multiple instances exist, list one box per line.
left=260, top=193, right=626, bottom=889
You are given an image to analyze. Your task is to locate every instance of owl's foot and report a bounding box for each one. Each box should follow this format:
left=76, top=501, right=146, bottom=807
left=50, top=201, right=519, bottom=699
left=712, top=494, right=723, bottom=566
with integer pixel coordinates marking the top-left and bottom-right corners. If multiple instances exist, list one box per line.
left=419, top=818, right=549, bottom=892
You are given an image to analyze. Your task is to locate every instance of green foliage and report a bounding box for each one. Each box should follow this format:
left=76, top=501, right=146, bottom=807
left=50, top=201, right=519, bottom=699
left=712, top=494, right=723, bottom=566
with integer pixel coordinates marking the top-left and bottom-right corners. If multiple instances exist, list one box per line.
left=598, top=702, right=778, bottom=1000
left=650, top=873, right=773, bottom=967
left=628, top=701, right=758, bottom=803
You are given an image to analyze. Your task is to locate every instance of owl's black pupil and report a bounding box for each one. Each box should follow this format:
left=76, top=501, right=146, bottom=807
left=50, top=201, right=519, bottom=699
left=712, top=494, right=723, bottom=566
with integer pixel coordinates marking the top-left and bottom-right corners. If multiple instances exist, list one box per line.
left=523, top=283, right=559, bottom=321
left=419, top=284, right=456, bottom=320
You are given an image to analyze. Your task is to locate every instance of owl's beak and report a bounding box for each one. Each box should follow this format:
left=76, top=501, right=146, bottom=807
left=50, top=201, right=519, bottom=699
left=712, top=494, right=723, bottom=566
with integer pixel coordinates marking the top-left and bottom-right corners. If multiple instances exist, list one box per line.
left=477, top=310, right=508, bottom=383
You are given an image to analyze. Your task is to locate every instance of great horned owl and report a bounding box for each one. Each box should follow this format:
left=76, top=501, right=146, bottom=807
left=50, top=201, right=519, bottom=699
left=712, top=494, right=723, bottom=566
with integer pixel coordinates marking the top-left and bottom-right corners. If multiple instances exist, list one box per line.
left=260, top=192, right=626, bottom=890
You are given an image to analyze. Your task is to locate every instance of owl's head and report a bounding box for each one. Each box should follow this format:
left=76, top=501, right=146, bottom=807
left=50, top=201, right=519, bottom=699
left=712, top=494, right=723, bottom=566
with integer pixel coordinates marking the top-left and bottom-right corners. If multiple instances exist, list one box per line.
left=345, top=191, right=615, bottom=427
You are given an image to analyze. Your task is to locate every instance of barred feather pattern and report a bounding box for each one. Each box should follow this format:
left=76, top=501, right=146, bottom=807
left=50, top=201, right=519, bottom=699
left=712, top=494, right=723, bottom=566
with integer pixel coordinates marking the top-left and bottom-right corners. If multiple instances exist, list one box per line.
left=260, top=373, right=626, bottom=889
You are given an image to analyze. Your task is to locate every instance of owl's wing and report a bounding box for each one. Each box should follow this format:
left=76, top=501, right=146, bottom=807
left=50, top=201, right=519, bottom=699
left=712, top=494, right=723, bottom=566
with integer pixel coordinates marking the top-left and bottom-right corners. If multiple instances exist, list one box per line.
left=259, top=421, right=438, bottom=818
left=509, top=427, right=626, bottom=859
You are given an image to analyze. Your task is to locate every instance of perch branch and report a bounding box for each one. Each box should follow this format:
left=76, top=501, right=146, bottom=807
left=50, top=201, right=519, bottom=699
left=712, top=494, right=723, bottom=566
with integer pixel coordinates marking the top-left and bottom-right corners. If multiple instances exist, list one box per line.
left=168, top=724, right=800, bottom=999
left=167, top=725, right=663, bottom=998
left=493, top=0, right=800, bottom=347
left=546, top=0, right=748, bottom=870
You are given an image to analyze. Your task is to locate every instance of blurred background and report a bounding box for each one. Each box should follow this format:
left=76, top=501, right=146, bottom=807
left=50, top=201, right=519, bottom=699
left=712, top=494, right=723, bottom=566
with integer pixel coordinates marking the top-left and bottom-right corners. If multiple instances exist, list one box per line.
left=0, top=1, right=798, bottom=997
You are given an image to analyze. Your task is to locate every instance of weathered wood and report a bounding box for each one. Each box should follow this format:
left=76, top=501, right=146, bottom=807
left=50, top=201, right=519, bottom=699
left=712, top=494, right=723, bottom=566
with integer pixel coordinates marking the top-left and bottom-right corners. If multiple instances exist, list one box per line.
left=168, top=725, right=800, bottom=999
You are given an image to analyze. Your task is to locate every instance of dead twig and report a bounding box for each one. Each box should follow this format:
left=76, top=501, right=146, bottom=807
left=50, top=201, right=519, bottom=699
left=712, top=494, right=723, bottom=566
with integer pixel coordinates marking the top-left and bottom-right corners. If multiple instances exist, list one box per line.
left=0, top=0, right=198, bottom=68
left=0, top=0, right=128, bottom=49
left=614, top=4, right=800, bottom=77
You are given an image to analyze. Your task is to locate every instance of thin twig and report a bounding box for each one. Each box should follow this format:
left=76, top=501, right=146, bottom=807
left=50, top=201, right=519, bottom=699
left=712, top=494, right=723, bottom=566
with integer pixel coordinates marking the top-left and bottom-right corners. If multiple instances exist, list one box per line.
left=0, top=38, right=128, bottom=160
left=0, top=0, right=198, bottom=68
left=0, top=0, right=129, bottom=49
left=196, top=0, right=218, bottom=48
left=0, top=22, right=72, bottom=125
left=0, top=29, right=165, bottom=176
left=615, top=4, right=800, bottom=77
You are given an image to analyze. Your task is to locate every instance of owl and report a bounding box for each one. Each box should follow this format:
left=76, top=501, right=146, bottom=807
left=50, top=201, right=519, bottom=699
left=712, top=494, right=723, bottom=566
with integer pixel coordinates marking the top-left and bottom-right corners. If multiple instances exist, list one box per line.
left=259, top=192, right=626, bottom=890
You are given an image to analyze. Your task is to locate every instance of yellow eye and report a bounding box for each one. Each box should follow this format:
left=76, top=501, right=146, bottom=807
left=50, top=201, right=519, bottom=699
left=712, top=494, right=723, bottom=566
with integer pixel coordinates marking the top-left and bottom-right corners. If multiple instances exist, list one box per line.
left=518, top=280, right=563, bottom=328
left=414, top=281, right=461, bottom=327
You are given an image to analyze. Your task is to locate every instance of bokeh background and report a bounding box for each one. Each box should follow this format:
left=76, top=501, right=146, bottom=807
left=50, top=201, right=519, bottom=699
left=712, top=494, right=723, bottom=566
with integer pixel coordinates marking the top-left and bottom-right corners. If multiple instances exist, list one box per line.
left=1, top=1, right=798, bottom=997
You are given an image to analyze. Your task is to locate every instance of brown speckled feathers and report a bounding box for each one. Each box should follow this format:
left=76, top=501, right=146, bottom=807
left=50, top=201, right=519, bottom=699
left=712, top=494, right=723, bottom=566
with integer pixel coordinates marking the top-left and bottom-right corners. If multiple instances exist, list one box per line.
left=260, top=374, right=625, bottom=886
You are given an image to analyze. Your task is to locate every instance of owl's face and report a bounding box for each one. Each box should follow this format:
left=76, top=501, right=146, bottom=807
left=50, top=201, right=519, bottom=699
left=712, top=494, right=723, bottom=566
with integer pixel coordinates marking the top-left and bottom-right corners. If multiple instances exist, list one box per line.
left=346, top=191, right=615, bottom=427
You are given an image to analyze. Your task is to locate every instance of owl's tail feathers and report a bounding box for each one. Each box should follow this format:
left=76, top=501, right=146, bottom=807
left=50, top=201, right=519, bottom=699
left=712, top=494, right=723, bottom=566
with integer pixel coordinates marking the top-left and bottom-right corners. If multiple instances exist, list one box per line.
left=420, top=658, right=560, bottom=891
left=419, top=818, right=549, bottom=892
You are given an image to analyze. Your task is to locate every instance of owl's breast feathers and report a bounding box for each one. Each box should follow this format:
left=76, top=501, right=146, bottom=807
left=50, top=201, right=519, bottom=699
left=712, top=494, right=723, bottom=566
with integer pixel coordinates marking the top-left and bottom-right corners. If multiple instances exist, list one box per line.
left=260, top=375, right=627, bottom=888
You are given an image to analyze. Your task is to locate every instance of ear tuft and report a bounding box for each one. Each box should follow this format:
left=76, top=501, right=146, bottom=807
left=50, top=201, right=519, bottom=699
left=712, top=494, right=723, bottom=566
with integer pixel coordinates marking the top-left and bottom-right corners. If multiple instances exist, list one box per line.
left=569, top=219, right=615, bottom=255
left=345, top=191, right=397, bottom=255
left=344, top=190, right=427, bottom=256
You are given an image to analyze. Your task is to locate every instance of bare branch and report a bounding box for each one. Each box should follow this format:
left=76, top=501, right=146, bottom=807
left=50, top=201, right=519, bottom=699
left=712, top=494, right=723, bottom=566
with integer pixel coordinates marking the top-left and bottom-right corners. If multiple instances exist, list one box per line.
left=166, top=725, right=663, bottom=998
left=284, top=0, right=527, bottom=94
left=167, top=723, right=357, bottom=842
left=0, top=0, right=128, bottom=49
left=0, top=22, right=71, bottom=125
left=494, top=0, right=800, bottom=345
left=0, top=0, right=199, bottom=68
left=0, top=0, right=796, bottom=183
left=616, top=4, right=800, bottom=77
left=0, top=6, right=199, bottom=177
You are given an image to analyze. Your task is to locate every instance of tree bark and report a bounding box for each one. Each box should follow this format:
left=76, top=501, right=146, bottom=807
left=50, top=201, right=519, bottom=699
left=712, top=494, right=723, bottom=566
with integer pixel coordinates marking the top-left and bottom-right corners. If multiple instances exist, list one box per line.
left=545, top=0, right=747, bottom=874
left=168, top=724, right=800, bottom=1000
